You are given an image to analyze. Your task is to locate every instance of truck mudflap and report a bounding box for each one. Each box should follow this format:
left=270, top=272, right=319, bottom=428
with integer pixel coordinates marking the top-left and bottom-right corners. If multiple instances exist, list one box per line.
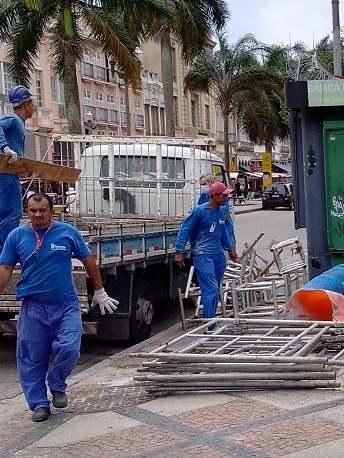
left=0, top=320, right=98, bottom=335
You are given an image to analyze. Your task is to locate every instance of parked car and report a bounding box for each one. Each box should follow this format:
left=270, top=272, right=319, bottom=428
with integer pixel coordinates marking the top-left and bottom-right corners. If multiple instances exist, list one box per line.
left=261, top=183, right=294, bottom=210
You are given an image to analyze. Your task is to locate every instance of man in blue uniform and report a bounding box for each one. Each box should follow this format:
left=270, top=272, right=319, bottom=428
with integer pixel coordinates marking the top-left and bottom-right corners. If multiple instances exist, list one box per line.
left=198, top=174, right=236, bottom=250
left=0, top=86, right=34, bottom=253
left=0, top=193, right=119, bottom=422
left=175, top=182, right=238, bottom=328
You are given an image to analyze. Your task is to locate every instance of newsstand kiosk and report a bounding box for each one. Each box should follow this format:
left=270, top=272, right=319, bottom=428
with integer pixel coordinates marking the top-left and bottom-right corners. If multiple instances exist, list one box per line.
left=286, top=79, right=344, bottom=280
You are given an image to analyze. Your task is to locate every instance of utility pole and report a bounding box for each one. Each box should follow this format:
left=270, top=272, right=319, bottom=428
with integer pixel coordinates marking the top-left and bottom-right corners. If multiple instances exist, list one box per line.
left=332, top=0, right=342, bottom=77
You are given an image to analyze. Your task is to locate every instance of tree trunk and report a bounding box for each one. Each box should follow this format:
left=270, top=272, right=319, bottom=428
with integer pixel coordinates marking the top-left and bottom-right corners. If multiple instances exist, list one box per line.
left=64, top=52, right=82, bottom=134
left=223, top=111, right=230, bottom=171
left=160, top=26, right=175, bottom=137
left=265, top=138, right=272, bottom=153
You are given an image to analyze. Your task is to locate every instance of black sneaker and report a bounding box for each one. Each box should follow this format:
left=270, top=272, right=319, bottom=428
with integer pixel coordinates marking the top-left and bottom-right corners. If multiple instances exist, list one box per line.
left=32, top=407, right=50, bottom=422
left=51, top=390, right=68, bottom=408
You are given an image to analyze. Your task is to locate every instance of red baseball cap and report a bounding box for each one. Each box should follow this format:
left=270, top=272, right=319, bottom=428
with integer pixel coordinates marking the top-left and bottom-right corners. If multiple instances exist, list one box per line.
left=208, top=182, right=234, bottom=195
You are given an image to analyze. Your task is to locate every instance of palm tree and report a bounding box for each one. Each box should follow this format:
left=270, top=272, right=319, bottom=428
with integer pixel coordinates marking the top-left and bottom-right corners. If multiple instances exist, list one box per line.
left=232, top=43, right=291, bottom=154
left=0, top=0, right=171, bottom=134
left=184, top=33, right=281, bottom=170
left=234, top=89, right=289, bottom=154
left=158, top=0, right=229, bottom=136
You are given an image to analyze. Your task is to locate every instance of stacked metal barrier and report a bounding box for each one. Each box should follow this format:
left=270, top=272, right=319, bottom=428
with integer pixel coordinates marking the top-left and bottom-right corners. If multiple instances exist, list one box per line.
left=131, top=318, right=344, bottom=392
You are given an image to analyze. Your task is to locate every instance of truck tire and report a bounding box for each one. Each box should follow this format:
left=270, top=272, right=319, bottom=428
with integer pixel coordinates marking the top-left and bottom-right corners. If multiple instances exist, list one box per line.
left=129, top=279, right=154, bottom=343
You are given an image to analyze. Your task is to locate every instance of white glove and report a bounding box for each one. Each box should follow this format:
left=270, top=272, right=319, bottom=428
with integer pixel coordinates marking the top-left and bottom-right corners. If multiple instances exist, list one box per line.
left=91, top=288, right=119, bottom=315
left=3, top=146, right=18, bottom=163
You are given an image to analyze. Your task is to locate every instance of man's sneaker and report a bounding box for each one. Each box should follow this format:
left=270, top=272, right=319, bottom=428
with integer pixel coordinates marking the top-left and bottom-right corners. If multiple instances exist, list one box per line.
left=51, top=390, right=68, bottom=408
left=32, top=407, right=50, bottom=422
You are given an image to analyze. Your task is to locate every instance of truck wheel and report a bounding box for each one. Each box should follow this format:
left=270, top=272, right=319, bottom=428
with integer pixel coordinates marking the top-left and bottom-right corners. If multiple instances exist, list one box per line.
left=129, top=280, right=154, bottom=343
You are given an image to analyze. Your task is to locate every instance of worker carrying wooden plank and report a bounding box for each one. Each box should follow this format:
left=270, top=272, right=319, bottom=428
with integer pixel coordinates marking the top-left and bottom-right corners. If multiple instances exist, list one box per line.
left=0, top=86, right=80, bottom=254
left=0, top=86, right=34, bottom=254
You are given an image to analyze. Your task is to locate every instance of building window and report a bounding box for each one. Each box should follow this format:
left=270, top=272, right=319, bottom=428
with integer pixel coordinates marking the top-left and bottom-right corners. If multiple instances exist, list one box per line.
left=120, top=97, right=126, bottom=125
left=82, top=89, right=91, bottom=106
left=205, top=104, right=210, bottom=130
left=134, top=100, right=141, bottom=114
left=3, top=64, right=15, bottom=96
left=160, top=108, right=165, bottom=135
left=59, top=81, right=65, bottom=105
left=82, top=50, right=90, bottom=62
left=96, top=92, right=103, bottom=108
left=191, top=100, right=196, bottom=127
left=50, top=69, right=57, bottom=103
left=107, top=94, right=114, bottom=107
left=93, top=50, right=101, bottom=65
left=171, top=47, right=176, bottom=82
left=151, top=106, right=159, bottom=135
left=173, top=96, right=178, bottom=127
left=35, top=70, right=43, bottom=107
left=144, top=105, right=150, bottom=135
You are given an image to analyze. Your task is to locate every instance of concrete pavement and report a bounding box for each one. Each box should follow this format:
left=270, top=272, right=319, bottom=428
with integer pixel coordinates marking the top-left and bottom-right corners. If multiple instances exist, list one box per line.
left=2, top=319, right=344, bottom=458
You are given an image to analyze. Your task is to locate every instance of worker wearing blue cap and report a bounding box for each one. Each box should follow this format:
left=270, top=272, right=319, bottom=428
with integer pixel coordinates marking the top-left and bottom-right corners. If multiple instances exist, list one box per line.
left=0, top=86, right=34, bottom=253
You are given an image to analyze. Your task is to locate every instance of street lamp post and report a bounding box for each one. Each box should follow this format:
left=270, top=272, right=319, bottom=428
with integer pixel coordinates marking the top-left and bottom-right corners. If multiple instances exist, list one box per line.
left=84, top=110, right=97, bottom=133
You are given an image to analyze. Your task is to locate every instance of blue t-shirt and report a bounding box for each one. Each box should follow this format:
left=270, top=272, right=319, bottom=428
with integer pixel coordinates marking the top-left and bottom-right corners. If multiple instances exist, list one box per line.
left=197, top=192, right=234, bottom=237
left=0, top=114, right=26, bottom=156
left=175, top=203, right=232, bottom=255
left=0, top=221, right=91, bottom=303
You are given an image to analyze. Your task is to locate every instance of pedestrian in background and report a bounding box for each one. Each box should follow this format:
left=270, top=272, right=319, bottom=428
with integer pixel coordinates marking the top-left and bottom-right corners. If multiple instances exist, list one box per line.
left=175, top=183, right=238, bottom=330
left=0, top=86, right=34, bottom=254
left=0, top=193, right=119, bottom=422
left=198, top=173, right=236, bottom=250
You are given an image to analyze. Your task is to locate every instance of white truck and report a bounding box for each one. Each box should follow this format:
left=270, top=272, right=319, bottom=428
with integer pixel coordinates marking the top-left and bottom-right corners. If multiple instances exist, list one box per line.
left=0, top=136, right=230, bottom=342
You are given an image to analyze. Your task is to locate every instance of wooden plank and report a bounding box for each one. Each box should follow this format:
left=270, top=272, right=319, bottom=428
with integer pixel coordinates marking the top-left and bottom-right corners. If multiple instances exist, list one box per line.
left=0, top=154, right=81, bottom=182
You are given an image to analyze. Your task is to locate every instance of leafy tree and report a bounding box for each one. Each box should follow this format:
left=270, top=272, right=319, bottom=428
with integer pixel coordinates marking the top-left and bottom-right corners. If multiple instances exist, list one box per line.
left=184, top=33, right=281, bottom=169
left=0, top=0, right=171, bottom=133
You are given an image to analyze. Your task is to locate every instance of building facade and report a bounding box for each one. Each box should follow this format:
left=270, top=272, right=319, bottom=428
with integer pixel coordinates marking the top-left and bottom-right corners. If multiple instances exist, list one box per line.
left=0, top=35, right=289, bottom=167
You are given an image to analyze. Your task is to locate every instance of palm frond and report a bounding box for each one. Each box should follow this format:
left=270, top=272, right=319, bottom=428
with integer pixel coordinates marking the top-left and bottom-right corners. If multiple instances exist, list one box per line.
left=19, top=0, right=41, bottom=9
left=82, top=8, right=141, bottom=87
left=2, top=1, right=57, bottom=86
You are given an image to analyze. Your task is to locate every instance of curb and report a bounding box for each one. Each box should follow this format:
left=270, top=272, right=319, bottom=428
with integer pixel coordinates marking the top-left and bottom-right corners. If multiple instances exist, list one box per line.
left=68, top=322, right=183, bottom=386
left=235, top=205, right=262, bottom=215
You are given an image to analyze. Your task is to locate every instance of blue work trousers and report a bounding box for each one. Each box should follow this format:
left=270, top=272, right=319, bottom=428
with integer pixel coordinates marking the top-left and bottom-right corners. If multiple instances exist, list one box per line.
left=0, top=173, right=22, bottom=253
left=17, top=297, right=82, bottom=411
left=193, top=251, right=227, bottom=319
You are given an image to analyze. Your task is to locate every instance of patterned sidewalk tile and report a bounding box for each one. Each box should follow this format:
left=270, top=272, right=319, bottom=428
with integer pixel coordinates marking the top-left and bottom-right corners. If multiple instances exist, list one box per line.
left=0, top=411, right=37, bottom=453
left=63, top=385, right=158, bottom=413
left=61, top=424, right=184, bottom=458
left=155, top=444, right=236, bottom=458
left=172, top=398, right=286, bottom=433
left=228, top=416, right=344, bottom=457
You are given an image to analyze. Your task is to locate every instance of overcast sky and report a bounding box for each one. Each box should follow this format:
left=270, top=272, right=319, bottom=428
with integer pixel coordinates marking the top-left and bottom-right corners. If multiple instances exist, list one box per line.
left=226, top=0, right=340, bottom=48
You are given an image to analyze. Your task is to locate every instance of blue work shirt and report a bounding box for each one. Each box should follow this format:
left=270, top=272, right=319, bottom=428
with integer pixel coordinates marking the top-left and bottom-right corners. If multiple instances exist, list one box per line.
left=175, top=203, right=232, bottom=255
left=0, top=221, right=91, bottom=303
left=197, top=192, right=234, bottom=237
left=0, top=114, right=26, bottom=156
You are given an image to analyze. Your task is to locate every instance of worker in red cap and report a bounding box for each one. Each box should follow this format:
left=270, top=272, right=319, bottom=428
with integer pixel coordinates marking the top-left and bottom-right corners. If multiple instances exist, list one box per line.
left=175, top=182, right=238, bottom=330
left=198, top=173, right=236, bottom=250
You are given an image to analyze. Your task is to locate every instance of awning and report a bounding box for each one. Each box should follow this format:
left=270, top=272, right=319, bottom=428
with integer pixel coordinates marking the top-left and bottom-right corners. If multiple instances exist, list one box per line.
left=273, top=162, right=292, bottom=174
